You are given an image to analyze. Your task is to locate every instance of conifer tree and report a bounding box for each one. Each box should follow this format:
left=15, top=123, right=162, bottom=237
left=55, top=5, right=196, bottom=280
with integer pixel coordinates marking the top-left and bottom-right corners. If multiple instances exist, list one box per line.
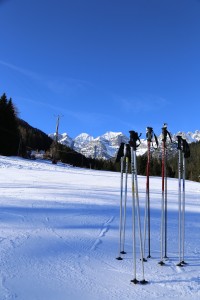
left=0, top=93, right=20, bottom=155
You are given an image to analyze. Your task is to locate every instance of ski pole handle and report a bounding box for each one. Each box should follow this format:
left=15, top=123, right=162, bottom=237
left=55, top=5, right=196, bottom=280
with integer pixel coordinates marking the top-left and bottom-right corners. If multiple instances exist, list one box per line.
left=129, top=131, right=141, bottom=150
left=182, top=139, right=190, bottom=158
left=146, top=126, right=159, bottom=148
left=115, top=142, right=125, bottom=162
left=176, top=135, right=182, bottom=150
left=146, top=127, right=153, bottom=142
left=162, top=123, right=172, bottom=144
left=162, top=125, right=168, bottom=142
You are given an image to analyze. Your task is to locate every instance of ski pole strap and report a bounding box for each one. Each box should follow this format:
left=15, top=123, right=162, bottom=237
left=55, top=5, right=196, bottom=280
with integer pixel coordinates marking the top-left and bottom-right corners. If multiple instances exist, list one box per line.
left=116, top=143, right=131, bottom=162
left=123, top=143, right=127, bottom=158
left=154, top=133, right=159, bottom=149
left=129, top=130, right=141, bottom=151
left=182, top=139, right=190, bottom=158
left=124, top=144, right=131, bottom=159
left=176, top=136, right=190, bottom=158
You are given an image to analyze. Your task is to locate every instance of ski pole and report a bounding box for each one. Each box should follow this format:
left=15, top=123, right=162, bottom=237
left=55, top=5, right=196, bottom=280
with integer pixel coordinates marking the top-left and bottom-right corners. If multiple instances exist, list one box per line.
left=158, top=134, right=166, bottom=265
left=134, top=146, right=147, bottom=284
left=158, top=123, right=172, bottom=265
left=176, top=137, right=190, bottom=266
left=121, top=144, right=130, bottom=255
left=130, top=144, right=138, bottom=283
left=143, top=126, right=158, bottom=259
left=181, top=139, right=188, bottom=265
left=182, top=149, right=186, bottom=264
left=116, top=143, right=125, bottom=260
left=176, top=135, right=182, bottom=266
left=129, top=130, right=148, bottom=285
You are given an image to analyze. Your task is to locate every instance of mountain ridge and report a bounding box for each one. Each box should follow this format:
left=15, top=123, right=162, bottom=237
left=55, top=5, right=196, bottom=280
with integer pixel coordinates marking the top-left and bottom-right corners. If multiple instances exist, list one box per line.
left=49, top=130, right=200, bottom=160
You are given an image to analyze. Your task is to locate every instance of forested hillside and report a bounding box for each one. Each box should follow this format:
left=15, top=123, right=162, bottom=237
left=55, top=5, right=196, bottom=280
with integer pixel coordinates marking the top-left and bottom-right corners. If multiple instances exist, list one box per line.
left=0, top=93, right=115, bottom=171
left=136, top=142, right=200, bottom=182
left=18, top=119, right=53, bottom=156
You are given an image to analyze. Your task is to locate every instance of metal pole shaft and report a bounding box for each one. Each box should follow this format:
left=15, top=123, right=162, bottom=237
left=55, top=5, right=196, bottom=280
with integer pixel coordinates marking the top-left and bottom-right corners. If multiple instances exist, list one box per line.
left=121, top=156, right=129, bottom=254
left=147, top=140, right=151, bottom=258
left=116, top=157, right=124, bottom=260
left=164, top=146, right=168, bottom=258
left=159, top=141, right=165, bottom=265
left=134, top=149, right=145, bottom=281
left=178, top=149, right=182, bottom=264
left=182, top=153, right=186, bottom=263
left=131, top=147, right=137, bottom=280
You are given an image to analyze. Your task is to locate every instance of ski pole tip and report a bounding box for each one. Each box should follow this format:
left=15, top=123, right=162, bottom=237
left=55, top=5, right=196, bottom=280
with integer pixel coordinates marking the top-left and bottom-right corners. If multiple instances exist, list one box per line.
left=130, top=278, right=139, bottom=285
left=140, top=279, right=148, bottom=285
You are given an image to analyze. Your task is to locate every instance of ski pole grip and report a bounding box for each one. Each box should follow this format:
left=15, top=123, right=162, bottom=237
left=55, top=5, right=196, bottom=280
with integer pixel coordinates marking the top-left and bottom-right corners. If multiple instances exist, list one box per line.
left=129, top=130, right=140, bottom=150
left=146, top=127, right=153, bottom=142
left=176, top=135, right=182, bottom=150
left=115, top=142, right=125, bottom=162
left=182, top=139, right=190, bottom=158
left=162, top=126, right=167, bottom=142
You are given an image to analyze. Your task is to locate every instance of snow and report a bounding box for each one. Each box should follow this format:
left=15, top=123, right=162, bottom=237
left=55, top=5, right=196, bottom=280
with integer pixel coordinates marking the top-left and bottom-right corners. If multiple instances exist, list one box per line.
left=74, top=133, right=94, bottom=143
left=0, top=155, right=200, bottom=300
left=101, top=131, right=124, bottom=140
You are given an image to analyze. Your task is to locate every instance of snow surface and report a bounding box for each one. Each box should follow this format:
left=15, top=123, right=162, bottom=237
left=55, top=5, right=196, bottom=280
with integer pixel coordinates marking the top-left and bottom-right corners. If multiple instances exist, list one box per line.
left=0, top=155, right=200, bottom=300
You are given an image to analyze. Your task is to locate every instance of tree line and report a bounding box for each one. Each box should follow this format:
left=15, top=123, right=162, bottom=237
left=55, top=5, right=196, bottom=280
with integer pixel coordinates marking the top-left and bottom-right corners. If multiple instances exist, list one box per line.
left=0, top=93, right=20, bottom=155
left=114, top=142, right=200, bottom=182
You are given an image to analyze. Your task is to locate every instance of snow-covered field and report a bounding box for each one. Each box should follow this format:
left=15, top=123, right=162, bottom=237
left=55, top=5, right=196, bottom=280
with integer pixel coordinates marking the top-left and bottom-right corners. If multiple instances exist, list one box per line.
left=0, top=155, right=200, bottom=300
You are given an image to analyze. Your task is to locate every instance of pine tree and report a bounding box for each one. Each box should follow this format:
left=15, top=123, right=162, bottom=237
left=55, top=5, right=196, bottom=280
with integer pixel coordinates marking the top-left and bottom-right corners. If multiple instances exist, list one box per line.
left=0, top=93, right=8, bottom=154
left=0, top=93, right=20, bottom=156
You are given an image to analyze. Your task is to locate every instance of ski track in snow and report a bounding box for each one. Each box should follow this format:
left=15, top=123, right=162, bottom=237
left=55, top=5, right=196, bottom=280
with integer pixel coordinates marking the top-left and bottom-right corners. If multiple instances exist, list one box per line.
left=91, top=216, right=114, bottom=251
left=0, top=156, right=200, bottom=299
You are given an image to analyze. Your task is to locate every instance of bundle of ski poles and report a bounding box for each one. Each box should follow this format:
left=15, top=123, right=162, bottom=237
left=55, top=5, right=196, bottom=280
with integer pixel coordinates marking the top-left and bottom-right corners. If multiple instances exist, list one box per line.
left=116, top=131, right=148, bottom=284
left=115, top=124, right=190, bottom=284
left=115, top=142, right=130, bottom=260
left=129, top=130, right=148, bottom=284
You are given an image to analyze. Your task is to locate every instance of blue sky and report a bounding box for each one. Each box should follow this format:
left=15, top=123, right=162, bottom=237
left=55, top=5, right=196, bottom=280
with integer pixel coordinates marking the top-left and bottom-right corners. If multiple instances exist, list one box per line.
left=0, top=0, right=200, bottom=138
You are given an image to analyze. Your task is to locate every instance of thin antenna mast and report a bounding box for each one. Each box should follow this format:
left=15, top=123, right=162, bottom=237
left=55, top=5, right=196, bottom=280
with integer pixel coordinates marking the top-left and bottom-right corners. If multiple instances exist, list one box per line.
left=52, top=115, right=62, bottom=164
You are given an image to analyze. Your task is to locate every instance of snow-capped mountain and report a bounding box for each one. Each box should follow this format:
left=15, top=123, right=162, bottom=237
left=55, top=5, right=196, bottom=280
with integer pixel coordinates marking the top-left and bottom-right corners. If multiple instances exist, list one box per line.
left=48, top=132, right=74, bottom=148
left=49, top=130, right=200, bottom=160
left=172, top=130, right=200, bottom=143
left=49, top=131, right=129, bottom=159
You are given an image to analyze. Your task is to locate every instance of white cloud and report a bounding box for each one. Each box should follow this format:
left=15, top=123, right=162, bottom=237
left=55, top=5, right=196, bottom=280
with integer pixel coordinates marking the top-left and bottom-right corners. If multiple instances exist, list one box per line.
left=115, top=94, right=169, bottom=114
left=0, top=60, right=94, bottom=99
left=0, top=60, right=42, bottom=80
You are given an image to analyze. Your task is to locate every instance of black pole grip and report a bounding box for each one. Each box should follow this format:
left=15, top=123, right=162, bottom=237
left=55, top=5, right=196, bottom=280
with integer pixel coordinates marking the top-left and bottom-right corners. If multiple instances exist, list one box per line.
left=182, top=139, right=190, bottom=158
left=129, top=130, right=140, bottom=150
left=115, top=142, right=125, bottom=162
left=176, top=135, right=182, bottom=150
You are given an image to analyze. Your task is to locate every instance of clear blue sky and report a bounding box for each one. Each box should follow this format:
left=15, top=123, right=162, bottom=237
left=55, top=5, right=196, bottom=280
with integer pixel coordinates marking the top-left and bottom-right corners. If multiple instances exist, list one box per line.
left=0, top=0, right=200, bottom=138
